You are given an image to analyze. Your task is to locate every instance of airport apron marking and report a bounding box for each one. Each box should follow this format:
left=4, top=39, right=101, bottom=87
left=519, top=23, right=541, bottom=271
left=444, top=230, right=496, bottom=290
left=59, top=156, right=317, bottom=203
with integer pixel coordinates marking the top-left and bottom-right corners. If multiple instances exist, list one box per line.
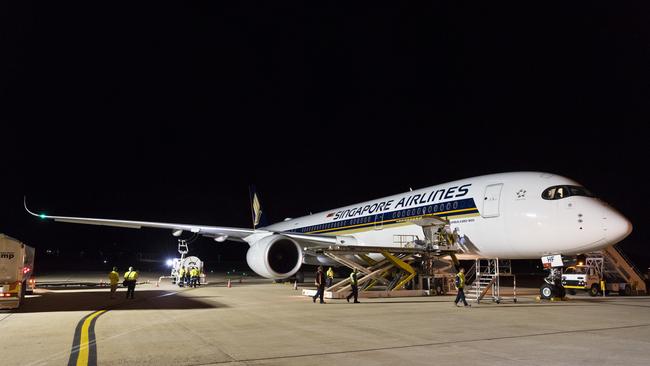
left=68, top=310, right=107, bottom=366
left=65, top=288, right=199, bottom=366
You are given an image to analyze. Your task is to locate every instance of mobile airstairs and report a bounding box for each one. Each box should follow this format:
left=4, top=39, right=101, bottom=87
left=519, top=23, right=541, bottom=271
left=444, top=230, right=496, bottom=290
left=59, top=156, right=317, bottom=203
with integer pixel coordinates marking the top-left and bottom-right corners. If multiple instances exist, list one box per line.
left=584, top=244, right=646, bottom=295
left=463, top=258, right=517, bottom=304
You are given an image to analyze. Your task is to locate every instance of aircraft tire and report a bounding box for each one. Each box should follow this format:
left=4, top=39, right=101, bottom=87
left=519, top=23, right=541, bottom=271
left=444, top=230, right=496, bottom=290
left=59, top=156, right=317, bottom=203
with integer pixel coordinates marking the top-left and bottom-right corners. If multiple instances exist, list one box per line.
left=624, top=286, right=632, bottom=296
left=540, top=283, right=554, bottom=299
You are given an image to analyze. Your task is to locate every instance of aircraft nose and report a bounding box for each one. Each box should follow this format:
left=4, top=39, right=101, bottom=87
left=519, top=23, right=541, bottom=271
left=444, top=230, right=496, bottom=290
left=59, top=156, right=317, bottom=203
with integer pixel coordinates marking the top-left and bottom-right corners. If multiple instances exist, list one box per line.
left=605, top=209, right=633, bottom=244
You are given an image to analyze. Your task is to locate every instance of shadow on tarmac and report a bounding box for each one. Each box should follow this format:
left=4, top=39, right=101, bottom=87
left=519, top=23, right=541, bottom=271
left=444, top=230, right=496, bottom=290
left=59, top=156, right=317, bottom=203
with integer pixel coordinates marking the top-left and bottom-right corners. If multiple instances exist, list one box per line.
left=14, top=289, right=222, bottom=313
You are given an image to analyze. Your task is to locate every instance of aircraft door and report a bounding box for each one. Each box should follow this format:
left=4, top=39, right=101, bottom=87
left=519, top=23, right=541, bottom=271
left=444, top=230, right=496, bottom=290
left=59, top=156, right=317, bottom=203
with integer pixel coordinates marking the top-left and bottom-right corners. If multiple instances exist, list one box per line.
left=482, top=183, right=503, bottom=218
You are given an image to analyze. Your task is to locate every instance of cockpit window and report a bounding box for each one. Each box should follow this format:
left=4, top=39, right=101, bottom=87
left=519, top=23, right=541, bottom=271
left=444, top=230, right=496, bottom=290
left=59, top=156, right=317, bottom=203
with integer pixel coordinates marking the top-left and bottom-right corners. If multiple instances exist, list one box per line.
left=568, top=186, right=594, bottom=198
left=542, top=186, right=563, bottom=200
left=542, top=185, right=595, bottom=200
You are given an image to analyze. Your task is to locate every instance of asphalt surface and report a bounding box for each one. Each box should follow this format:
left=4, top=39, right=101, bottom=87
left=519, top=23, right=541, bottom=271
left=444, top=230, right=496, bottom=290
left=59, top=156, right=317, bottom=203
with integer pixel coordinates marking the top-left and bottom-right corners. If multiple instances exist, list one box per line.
left=1, top=272, right=649, bottom=366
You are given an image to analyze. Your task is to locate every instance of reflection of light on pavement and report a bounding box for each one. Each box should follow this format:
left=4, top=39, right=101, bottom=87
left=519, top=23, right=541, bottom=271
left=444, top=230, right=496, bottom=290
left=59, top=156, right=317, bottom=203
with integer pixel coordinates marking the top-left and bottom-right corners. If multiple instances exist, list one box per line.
left=157, top=292, right=177, bottom=298
left=25, top=295, right=42, bottom=298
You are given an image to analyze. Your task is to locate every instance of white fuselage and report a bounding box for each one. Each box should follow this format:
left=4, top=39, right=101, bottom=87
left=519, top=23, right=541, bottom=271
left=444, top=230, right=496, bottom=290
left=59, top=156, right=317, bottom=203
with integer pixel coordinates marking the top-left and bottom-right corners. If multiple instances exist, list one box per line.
left=264, top=172, right=632, bottom=259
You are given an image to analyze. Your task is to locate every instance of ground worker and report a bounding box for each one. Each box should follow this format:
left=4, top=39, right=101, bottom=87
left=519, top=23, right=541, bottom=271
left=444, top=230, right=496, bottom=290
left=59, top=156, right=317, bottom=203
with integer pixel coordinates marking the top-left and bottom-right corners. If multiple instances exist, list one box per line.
left=454, top=267, right=470, bottom=307
left=190, top=267, right=199, bottom=288
left=347, top=268, right=360, bottom=303
left=108, top=267, right=119, bottom=299
left=124, top=266, right=138, bottom=299
left=312, top=266, right=326, bottom=304
left=326, top=267, right=334, bottom=288
left=183, top=266, right=190, bottom=286
left=178, top=266, right=186, bottom=287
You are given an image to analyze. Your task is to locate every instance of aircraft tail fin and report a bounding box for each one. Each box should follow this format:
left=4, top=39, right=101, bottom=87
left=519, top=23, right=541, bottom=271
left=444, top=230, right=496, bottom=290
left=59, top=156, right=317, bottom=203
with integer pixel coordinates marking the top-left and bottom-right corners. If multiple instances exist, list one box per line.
left=249, top=185, right=268, bottom=229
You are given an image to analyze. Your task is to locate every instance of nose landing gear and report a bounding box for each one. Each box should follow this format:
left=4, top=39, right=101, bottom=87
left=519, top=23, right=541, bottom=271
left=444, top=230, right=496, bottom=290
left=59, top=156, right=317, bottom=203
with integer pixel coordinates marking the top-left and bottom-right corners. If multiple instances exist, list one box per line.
left=539, top=255, right=566, bottom=300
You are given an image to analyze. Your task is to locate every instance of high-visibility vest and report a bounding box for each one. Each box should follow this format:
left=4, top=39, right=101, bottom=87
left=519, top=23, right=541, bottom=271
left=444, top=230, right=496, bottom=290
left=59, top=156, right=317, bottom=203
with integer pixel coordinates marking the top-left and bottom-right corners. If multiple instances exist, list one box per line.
left=191, top=268, right=199, bottom=277
left=124, top=271, right=138, bottom=281
left=327, top=268, right=334, bottom=279
left=456, top=272, right=465, bottom=289
left=179, top=268, right=186, bottom=276
left=350, top=272, right=358, bottom=285
left=108, top=271, right=119, bottom=285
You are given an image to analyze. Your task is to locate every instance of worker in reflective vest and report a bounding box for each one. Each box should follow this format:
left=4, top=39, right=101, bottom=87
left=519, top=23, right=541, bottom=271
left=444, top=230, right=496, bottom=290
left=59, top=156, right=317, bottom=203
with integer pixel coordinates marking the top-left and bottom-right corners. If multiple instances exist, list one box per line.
left=190, top=267, right=199, bottom=288
left=178, top=266, right=186, bottom=286
left=124, top=267, right=138, bottom=299
left=108, top=267, right=119, bottom=299
left=326, top=267, right=334, bottom=288
left=346, top=268, right=360, bottom=303
left=454, top=268, right=470, bottom=307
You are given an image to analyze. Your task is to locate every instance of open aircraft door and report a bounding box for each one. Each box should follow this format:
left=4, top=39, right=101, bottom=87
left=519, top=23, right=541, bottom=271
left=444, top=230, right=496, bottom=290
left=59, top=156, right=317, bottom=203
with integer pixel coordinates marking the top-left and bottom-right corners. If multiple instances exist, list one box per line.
left=482, top=183, right=503, bottom=218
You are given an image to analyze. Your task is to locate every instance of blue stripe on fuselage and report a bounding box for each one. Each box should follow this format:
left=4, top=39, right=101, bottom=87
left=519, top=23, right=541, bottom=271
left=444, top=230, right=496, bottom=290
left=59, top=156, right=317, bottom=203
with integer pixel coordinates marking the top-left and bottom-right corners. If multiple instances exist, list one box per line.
left=288, top=197, right=478, bottom=234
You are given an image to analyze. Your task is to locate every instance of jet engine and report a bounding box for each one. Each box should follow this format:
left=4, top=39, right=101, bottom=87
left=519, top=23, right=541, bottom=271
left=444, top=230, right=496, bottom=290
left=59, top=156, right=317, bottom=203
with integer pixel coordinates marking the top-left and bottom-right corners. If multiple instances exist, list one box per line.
left=246, top=235, right=303, bottom=279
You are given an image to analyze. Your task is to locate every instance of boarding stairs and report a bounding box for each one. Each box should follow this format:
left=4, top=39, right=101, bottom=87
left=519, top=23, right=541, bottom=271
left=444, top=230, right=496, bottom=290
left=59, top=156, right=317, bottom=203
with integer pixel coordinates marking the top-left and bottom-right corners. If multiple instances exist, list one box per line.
left=586, top=244, right=646, bottom=295
left=464, top=258, right=516, bottom=304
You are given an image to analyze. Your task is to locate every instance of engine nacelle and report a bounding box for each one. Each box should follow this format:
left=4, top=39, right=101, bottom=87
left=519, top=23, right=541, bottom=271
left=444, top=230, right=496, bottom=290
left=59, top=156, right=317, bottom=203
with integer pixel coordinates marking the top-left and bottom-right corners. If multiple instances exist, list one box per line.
left=246, top=235, right=303, bottom=279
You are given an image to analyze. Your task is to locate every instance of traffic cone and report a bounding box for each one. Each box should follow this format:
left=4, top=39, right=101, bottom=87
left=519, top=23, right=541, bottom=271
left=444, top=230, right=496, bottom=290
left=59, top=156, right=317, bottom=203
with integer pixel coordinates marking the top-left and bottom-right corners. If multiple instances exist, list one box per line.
left=227, top=279, right=231, bottom=288
left=293, top=281, right=298, bottom=290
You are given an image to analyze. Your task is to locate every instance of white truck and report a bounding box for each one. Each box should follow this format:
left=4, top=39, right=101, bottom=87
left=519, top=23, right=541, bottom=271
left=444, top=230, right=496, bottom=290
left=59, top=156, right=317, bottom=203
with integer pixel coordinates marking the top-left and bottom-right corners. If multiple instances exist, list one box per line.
left=562, top=264, right=632, bottom=296
left=0, top=234, right=36, bottom=309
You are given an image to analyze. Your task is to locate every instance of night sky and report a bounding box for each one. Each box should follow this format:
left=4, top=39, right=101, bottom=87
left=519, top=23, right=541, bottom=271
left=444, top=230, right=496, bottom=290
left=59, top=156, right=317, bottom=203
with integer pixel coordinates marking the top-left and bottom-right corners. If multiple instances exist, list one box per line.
left=2, top=2, right=649, bottom=271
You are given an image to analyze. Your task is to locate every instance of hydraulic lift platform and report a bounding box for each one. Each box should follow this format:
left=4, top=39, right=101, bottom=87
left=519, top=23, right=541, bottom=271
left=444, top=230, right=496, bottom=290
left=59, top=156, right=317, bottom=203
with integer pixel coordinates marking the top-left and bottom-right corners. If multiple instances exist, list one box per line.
left=302, top=237, right=462, bottom=299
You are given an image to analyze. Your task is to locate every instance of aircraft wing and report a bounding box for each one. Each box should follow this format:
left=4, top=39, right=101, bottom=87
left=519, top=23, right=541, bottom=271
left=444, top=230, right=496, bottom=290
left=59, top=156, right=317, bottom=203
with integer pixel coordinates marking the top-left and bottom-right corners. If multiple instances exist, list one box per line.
left=24, top=198, right=262, bottom=242
left=24, top=198, right=352, bottom=247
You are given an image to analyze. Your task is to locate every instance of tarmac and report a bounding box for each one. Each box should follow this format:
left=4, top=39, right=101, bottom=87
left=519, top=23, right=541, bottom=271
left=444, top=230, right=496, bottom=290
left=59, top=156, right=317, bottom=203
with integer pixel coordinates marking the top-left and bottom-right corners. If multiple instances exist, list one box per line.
left=1, top=272, right=649, bottom=366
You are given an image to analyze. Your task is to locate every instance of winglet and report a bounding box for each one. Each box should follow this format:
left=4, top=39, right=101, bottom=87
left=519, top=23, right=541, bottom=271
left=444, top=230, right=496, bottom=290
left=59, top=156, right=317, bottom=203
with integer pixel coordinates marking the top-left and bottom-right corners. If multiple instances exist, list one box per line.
left=24, top=196, right=46, bottom=219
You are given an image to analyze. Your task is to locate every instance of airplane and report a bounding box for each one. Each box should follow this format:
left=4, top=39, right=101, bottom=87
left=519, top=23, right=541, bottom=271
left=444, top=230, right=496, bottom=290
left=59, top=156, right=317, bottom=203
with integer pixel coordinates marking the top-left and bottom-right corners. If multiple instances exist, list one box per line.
left=25, top=172, right=632, bottom=298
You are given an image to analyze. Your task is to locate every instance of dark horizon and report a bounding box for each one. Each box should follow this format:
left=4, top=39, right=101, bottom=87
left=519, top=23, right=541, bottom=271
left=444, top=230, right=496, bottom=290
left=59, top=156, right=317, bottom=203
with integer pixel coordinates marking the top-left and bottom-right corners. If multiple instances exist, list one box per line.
left=2, top=2, right=649, bottom=271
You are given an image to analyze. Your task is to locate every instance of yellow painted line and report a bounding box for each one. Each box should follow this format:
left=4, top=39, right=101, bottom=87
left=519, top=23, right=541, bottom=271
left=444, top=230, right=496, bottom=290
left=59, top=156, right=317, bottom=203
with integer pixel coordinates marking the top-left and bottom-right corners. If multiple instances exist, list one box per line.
left=76, top=310, right=107, bottom=366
